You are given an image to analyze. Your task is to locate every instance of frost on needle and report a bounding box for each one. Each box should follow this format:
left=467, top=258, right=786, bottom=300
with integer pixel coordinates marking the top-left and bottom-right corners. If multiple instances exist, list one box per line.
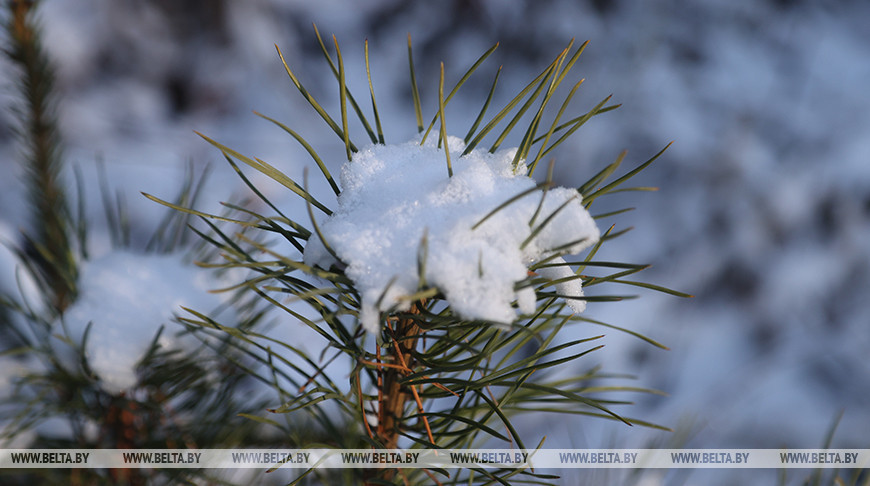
left=303, top=136, right=600, bottom=332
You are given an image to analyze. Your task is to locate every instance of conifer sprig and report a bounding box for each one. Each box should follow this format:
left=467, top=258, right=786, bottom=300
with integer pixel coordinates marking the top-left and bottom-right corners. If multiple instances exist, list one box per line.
left=5, top=0, right=76, bottom=312
left=157, top=27, right=689, bottom=485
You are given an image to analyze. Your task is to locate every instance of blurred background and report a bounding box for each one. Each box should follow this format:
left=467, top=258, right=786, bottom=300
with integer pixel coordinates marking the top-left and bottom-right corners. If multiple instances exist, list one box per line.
left=1, top=0, right=868, bottom=484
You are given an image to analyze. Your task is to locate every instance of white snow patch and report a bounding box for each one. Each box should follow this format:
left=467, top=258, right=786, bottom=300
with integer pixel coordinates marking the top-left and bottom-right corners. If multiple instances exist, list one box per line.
left=303, top=137, right=599, bottom=332
left=56, top=250, right=226, bottom=395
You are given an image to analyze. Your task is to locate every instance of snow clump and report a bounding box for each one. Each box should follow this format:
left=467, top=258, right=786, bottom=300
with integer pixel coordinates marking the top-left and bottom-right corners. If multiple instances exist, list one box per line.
left=56, top=250, right=227, bottom=395
left=303, top=136, right=600, bottom=332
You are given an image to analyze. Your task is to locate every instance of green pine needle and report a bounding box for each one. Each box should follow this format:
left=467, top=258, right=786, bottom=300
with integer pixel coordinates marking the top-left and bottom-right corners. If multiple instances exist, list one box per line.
left=438, top=62, right=453, bottom=177
left=584, top=142, right=673, bottom=204
left=195, top=131, right=333, bottom=215
left=364, top=39, right=386, bottom=144
left=407, top=33, right=424, bottom=133
left=275, top=44, right=358, bottom=152
left=333, top=35, right=354, bottom=161
left=254, top=111, right=341, bottom=195
left=464, top=65, right=502, bottom=144
left=420, top=42, right=499, bottom=145
left=313, top=25, right=378, bottom=144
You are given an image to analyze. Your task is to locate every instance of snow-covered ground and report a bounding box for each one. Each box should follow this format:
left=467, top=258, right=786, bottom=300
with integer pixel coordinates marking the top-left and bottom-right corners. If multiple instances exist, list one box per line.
left=2, top=0, right=869, bottom=484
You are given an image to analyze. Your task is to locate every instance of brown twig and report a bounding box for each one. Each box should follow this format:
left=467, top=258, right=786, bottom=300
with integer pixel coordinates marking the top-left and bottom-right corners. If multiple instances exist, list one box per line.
left=376, top=303, right=422, bottom=449
left=365, top=300, right=426, bottom=484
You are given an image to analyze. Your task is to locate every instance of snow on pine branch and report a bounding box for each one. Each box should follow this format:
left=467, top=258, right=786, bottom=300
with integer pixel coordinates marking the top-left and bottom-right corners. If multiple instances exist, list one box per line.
left=303, top=136, right=600, bottom=332
left=55, top=251, right=228, bottom=394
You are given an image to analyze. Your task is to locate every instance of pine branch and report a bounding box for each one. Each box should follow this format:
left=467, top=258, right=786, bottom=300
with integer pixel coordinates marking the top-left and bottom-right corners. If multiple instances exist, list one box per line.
left=156, top=33, right=684, bottom=486
left=5, top=0, right=76, bottom=312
